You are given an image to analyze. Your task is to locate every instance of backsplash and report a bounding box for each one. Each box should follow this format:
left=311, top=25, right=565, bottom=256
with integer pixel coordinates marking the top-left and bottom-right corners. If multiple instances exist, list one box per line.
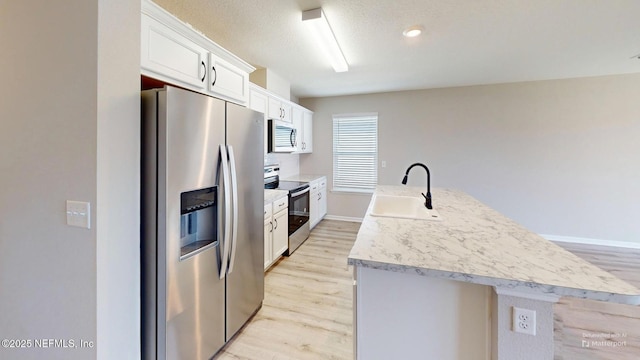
left=265, top=153, right=299, bottom=179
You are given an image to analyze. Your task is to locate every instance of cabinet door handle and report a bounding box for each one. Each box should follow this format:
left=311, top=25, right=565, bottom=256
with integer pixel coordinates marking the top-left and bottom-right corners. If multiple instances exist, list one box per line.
left=201, top=61, right=206, bottom=82
left=274, top=218, right=278, bottom=229
left=270, top=221, right=273, bottom=232
left=211, top=65, right=217, bottom=87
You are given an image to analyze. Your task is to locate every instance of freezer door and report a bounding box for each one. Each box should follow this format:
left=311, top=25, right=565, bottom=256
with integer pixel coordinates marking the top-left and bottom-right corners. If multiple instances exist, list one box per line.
left=225, top=103, right=265, bottom=340
left=158, top=87, right=226, bottom=360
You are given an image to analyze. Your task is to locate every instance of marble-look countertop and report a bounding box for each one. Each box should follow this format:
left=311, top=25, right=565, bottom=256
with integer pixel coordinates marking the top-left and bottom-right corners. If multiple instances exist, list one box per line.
left=283, top=174, right=326, bottom=183
left=348, top=186, right=640, bottom=305
left=264, top=189, right=288, bottom=206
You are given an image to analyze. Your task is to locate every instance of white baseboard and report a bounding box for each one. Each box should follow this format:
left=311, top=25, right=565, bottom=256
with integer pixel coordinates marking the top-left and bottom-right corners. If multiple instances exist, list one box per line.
left=324, top=215, right=363, bottom=223
left=541, top=234, right=640, bottom=250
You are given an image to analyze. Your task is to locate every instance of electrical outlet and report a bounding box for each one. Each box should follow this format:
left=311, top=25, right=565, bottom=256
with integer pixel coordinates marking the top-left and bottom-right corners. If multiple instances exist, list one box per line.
left=513, top=307, right=536, bottom=336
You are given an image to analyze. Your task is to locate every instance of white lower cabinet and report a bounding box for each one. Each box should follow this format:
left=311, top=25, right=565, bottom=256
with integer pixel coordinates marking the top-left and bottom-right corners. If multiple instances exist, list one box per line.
left=264, top=196, right=288, bottom=271
left=264, top=203, right=273, bottom=270
left=310, top=177, right=327, bottom=229
left=272, top=208, right=288, bottom=259
left=319, top=178, right=327, bottom=218
left=310, top=184, right=319, bottom=229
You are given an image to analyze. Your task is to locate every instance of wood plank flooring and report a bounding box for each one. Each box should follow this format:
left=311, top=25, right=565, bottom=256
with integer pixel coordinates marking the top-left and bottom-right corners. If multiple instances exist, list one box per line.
left=215, top=220, right=640, bottom=360
left=553, top=242, right=640, bottom=360
left=215, top=220, right=359, bottom=359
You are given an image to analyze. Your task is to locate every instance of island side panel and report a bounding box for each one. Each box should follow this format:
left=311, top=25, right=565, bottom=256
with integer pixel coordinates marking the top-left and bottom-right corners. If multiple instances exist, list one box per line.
left=355, top=266, right=491, bottom=360
left=491, top=291, right=556, bottom=360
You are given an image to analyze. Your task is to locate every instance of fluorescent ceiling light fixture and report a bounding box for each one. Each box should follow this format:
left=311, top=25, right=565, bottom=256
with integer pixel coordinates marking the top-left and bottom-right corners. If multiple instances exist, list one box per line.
left=302, top=8, right=349, bottom=73
left=403, top=25, right=424, bottom=38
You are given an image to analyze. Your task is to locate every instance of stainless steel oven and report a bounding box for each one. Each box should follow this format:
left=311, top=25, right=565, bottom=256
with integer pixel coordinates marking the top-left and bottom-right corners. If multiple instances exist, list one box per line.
left=284, top=182, right=310, bottom=254
left=264, top=165, right=310, bottom=255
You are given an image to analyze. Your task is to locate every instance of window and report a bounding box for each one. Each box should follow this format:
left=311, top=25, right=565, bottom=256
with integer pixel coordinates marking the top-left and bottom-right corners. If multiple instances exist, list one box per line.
left=332, top=113, right=378, bottom=193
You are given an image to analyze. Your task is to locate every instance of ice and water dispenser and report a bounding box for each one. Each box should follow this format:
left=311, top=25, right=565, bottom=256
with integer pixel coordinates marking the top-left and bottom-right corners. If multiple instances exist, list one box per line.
left=180, top=186, right=218, bottom=259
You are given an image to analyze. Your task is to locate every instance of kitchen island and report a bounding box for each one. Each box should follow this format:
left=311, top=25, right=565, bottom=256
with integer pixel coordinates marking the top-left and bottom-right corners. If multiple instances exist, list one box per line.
left=348, top=186, right=640, bottom=360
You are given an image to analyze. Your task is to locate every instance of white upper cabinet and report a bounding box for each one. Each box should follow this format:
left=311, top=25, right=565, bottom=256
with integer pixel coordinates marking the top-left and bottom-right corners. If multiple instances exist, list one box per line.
left=292, top=106, right=304, bottom=152
left=141, top=14, right=208, bottom=90
left=301, top=110, right=313, bottom=153
left=208, top=53, right=249, bottom=105
left=249, top=84, right=268, bottom=114
left=248, top=85, right=269, bottom=155
left=141, top=0, right=253, bottom=105
left=250, top=82, right=313, bottom=154
left=268, top=96, right=292, bottom=123
left=293, top=107, right=313, bottom=153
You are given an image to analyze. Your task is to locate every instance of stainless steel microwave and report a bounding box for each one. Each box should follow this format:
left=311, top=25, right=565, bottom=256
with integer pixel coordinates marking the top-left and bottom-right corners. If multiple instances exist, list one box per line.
left=268, top=119, right=297, bottom=153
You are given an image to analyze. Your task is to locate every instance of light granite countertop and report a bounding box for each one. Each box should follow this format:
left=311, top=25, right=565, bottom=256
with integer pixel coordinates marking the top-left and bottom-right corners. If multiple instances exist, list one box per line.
left=283, top=174, right=326, bottom=183
left=348, top=185, right=640, bottom=305
left=264, top=189, right=288, bottom=206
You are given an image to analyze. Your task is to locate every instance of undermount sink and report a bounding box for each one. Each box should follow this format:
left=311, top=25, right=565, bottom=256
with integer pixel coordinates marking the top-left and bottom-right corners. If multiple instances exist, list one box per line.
left=370, top=194, right=443, bottom=221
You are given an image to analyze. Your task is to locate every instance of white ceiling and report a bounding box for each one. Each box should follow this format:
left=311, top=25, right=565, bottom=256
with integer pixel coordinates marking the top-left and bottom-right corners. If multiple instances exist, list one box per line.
left=154, top=0, right=640, bottom=98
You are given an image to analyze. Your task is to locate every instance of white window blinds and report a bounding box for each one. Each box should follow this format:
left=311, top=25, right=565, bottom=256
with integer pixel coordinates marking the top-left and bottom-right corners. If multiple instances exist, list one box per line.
left=332, top=113, right=378, bottom=193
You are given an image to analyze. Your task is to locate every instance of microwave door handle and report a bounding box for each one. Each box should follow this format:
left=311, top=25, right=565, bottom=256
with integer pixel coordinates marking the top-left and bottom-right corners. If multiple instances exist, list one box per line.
left=218, top=145, right=231, bottom=279
left=226, top=145, right=239, bottom=274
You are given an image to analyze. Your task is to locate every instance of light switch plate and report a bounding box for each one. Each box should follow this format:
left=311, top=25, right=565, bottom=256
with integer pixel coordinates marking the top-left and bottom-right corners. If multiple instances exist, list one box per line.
left=66, top=200, right=91, bottom=229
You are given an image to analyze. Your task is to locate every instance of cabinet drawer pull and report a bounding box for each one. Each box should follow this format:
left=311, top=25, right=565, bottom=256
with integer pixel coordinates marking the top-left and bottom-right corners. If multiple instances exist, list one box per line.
left=201, top=61, right=206, bottom=82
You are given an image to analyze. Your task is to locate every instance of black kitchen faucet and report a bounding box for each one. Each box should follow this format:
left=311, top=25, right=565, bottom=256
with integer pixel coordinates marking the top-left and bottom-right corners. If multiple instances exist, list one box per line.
left=401, top=163, right=432, bottom=209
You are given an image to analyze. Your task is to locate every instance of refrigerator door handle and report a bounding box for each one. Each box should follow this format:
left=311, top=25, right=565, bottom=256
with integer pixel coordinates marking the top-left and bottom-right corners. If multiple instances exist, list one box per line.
left=227, top=145, right=239, bottom=274
left=218, top=144, right=232, bottom=279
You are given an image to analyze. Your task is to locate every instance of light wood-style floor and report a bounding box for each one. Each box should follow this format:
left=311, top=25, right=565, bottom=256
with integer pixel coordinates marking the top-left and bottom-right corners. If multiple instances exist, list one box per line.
left=215, top=220, right=358, bottom=359
left=553, top=242, right=640, bottom=360
left=215, top=220, right=640, bottom=360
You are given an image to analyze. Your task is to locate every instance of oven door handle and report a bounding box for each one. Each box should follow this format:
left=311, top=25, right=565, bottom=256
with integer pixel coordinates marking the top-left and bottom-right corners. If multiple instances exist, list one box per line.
left=290, top=187, right=310, bottom=198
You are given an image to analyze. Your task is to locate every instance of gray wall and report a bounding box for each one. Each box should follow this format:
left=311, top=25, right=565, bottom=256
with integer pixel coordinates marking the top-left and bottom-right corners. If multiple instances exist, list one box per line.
left=300, top=74, right=640, bottom=244
left=96, top=0, right=141, bottom=358
left=0, top=1, right=141, bottom=359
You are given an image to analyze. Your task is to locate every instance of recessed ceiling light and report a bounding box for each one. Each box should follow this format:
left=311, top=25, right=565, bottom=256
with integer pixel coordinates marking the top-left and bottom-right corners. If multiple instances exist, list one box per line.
left=403, top=25, right=424, bottom=38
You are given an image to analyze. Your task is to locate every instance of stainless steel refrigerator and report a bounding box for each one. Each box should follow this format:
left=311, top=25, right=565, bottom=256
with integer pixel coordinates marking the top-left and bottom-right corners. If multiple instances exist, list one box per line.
left=141, top=86, right=264, bottom=360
